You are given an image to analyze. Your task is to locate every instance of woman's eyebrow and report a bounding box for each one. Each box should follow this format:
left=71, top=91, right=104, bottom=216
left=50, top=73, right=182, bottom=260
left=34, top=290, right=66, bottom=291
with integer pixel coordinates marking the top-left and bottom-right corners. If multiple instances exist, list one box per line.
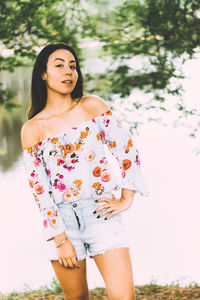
left=53, top=58, right=76, bottom=63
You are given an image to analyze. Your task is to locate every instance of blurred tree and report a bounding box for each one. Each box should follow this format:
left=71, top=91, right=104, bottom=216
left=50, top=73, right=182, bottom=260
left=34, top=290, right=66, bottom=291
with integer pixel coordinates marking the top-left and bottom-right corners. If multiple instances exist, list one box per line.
left=0, top=0, right=93, bottom=107
left=86, top=0, right=200, bottom=137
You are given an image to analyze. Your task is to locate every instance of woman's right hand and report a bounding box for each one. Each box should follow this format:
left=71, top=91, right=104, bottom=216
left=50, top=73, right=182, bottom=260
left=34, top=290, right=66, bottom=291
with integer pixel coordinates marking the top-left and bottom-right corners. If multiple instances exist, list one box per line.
left=57, top=239, right=80, bottom=269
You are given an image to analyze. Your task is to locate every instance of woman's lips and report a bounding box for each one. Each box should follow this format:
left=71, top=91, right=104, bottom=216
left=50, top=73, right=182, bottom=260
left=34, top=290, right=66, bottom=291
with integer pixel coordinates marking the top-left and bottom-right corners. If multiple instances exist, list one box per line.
left=62, top=82, right=73, bottom=85
left=62, top=80, right=73, bottom=84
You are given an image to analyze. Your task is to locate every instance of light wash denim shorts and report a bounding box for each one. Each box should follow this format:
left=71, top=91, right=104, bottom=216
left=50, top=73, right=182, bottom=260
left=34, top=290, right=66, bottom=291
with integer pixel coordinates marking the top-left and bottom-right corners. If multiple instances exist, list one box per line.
left=43, top=190, right=131, bottom=261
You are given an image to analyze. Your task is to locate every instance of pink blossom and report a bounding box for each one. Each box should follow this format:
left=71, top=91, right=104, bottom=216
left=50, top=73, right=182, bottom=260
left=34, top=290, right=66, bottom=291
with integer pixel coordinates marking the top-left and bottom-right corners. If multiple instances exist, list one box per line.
left=31, top=172, right=35, bottom=177
left=100, top=160, right=104, bottom=164
left=59, top=174, right=63, bottom=179
left=47, top=169, right=51, bottom=175
left=59, top=183, right=66, bottom=191
left=53, top=183, right=58, bottom=189
left=121, top=170, right=126, bottom=178
left=43, top=220, right=48, bottom=228
left=135, top=157, right=141, bottom=166
left=60, top=159, right=65, bottom=164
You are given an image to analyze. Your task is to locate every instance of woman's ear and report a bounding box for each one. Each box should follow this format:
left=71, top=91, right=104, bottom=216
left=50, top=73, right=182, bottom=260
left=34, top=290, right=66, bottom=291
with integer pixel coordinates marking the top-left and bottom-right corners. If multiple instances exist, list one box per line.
left=41, top=73, right=46, bottom=81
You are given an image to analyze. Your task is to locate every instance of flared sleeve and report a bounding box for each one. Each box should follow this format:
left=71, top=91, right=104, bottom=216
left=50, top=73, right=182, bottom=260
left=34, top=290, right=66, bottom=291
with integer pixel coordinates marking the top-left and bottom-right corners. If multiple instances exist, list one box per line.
left=23, top=143, right=66, bottom=241
left=96, top=109, right=149, bottom=197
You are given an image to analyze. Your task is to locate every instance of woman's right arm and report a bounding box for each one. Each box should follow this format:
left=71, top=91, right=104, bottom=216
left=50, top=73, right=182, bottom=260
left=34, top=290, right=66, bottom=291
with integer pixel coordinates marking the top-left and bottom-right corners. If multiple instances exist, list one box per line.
left=21, top=121, right=80, bottom=268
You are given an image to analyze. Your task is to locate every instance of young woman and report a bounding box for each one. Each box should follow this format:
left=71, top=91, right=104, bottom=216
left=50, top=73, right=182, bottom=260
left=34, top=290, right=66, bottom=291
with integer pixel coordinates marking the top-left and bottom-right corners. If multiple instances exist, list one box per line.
left=21, top=42, right=149, bottom=300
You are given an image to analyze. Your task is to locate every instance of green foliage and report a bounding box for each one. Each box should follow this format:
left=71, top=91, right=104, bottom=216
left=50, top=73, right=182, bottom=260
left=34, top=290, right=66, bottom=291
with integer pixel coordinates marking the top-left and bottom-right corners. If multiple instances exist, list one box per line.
left=0, top=0, right=93, bottom=108
left=0, top=0, right=90, bottom=67
left=87, top=0, right=200, bottom=101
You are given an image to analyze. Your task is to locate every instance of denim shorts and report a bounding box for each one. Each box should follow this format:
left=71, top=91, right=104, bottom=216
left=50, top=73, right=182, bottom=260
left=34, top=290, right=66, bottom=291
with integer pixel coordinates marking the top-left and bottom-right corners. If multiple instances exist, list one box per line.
left=42, top=190, right=131, bottom=261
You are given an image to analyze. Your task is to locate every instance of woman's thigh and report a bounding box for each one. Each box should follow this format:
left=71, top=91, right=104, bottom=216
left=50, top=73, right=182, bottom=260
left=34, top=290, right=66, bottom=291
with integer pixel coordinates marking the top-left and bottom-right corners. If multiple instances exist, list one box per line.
left=93, top=247, right=136, bottom=300
left=50, top=258, right=89, bottom=299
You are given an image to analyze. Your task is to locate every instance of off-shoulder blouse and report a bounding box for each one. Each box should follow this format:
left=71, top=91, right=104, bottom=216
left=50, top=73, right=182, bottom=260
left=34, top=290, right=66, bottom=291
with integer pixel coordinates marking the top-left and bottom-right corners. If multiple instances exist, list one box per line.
left=23, top=109, right=149, bottom=241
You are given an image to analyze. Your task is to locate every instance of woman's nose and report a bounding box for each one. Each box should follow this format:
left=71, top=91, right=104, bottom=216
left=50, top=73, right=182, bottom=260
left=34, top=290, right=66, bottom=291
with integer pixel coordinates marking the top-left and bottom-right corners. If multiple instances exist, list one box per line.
left=64, top=66, right=72, bottom=74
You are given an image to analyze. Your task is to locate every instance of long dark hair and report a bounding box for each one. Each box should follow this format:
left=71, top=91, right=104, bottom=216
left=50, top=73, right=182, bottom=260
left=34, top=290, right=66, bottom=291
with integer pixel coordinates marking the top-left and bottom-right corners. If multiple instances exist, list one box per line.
left=28, top=42, right=84, bottom=120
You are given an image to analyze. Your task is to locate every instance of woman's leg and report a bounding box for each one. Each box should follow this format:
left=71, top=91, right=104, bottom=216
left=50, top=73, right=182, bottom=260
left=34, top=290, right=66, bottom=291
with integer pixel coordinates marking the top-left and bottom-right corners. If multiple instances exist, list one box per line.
left=93, top=247, right=136, bottom=300
left=50, top=258, right=89, bottom=300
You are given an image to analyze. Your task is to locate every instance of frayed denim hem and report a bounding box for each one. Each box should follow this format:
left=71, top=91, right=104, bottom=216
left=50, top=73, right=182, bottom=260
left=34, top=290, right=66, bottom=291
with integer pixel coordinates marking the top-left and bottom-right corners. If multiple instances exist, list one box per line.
left=88, top=244, right=131, bottom=259
left=77, top=254, right=88, bottom=261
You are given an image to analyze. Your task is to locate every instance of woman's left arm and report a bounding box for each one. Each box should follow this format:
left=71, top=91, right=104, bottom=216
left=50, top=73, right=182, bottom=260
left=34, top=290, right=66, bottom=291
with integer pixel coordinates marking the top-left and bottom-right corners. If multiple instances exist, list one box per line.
left=96, top=108, right=150, bottom=198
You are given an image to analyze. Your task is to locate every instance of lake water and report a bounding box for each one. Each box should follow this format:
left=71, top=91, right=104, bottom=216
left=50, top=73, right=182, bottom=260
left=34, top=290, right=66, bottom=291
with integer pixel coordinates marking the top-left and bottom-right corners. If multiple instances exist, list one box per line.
left=0, top=48, right=199, bottom=294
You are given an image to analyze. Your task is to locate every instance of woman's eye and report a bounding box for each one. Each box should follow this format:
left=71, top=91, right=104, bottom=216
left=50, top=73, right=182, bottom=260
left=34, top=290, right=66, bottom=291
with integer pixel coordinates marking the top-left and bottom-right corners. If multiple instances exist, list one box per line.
left=55, top=65, right=76, bottom=69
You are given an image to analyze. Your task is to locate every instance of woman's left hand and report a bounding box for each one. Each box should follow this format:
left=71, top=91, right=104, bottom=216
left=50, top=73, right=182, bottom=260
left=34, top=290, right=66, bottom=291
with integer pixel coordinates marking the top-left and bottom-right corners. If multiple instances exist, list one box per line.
left=93, top=193, right=132, bottom=220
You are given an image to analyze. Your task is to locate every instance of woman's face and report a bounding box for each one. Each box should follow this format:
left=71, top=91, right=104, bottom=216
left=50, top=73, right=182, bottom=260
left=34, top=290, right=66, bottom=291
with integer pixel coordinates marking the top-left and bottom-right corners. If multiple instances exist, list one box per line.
left=42, top=49, right=78, bottom=95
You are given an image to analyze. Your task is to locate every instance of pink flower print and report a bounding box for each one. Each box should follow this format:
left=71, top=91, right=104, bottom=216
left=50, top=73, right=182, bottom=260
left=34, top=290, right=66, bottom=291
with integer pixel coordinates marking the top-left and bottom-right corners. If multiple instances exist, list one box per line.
left=47, top=169, right=51, bottom=176
left=106, top=119, right=110, bottom=125
left=66, top=166, right=74, bottom=171
left=135, top=154, right=141, bottom=166
left=100, top=159, right=104, bottom=164
left=59, top=175, right=63, bottom=179
left=100, top=130, right=106, bottom=142
left=53, top=179, right=60, bottom=189
left=59, top=183, right=66, bottom=192
left=34, top=157, right=41, bottom=167
left=53, top=182, right=58, bottom=189
left=31, top=172, right=35, bottom=177
left=35, top=184, right=44, bottom=194
left=59, top=159, right=65, bottom=164
left=101, top=170, right=111, bottom=182
left=121, top=170, right=126, bottom=178
left=43, top=219, right=48, bottom=228
left=71, top=159, right=77, bottom=164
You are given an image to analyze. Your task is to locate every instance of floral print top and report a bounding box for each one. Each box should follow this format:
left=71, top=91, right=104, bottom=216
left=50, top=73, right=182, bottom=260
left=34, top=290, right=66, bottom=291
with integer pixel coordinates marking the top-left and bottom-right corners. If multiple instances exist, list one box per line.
left=23, top=109, right=149, bottom=241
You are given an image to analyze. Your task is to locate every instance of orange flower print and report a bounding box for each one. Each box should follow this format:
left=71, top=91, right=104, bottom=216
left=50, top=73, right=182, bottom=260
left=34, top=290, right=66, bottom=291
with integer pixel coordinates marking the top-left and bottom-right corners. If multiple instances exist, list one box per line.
left=93, top=166, right=102, bottom=177
left=125, top=148, right=129, bottom=153
left=62, top=191, right=72, bottom=202
left=35, top=184, right=44, bottom=194
left=85, top=150, right=95, bottom=161
left=122, top=159, right=132, bottom=170
left=75, top=143, right=81, bottom=151
left=27, top=146, right=33, bottom=153
left=105, top=110, right=112, bottom=115
left=96, top=133, right=101, bottom=141
left=64, top=143, right=75, bottom=153
left=127, top=138, right=133, bottom=148
left=51, top=137, right=59, bottom=144
left=46, top=210, right=52, bottom=217
left=73, top=179, right=82, bottom=187
left=92, top=182, right=105, bottom=195
left=80, top=130, right=89, bottom=138
left=49, top=217, right=59, bottom=229
left=28, top=179, right=34, bottom=188
left=101, top=170, right=111, bottom=182
left=108, top=141, right=116, bottom=149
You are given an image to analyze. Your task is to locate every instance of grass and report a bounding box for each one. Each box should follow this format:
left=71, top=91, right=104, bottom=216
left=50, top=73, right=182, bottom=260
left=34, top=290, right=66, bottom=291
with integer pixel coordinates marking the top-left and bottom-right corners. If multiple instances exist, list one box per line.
left=0, top=278, right=200, bottom=299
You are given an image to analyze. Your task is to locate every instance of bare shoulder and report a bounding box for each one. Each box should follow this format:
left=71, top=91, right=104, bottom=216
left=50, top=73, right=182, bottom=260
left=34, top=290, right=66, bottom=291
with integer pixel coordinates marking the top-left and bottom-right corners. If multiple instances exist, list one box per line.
left=21, top=118, right=41, bottom=150
left=82, top=95, right=111, bottom=117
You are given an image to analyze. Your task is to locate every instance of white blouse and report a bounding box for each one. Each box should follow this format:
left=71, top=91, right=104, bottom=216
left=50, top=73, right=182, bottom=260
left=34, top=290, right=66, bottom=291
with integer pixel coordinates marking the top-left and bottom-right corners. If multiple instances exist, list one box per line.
left=23, top=109, right=149, bottom=241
